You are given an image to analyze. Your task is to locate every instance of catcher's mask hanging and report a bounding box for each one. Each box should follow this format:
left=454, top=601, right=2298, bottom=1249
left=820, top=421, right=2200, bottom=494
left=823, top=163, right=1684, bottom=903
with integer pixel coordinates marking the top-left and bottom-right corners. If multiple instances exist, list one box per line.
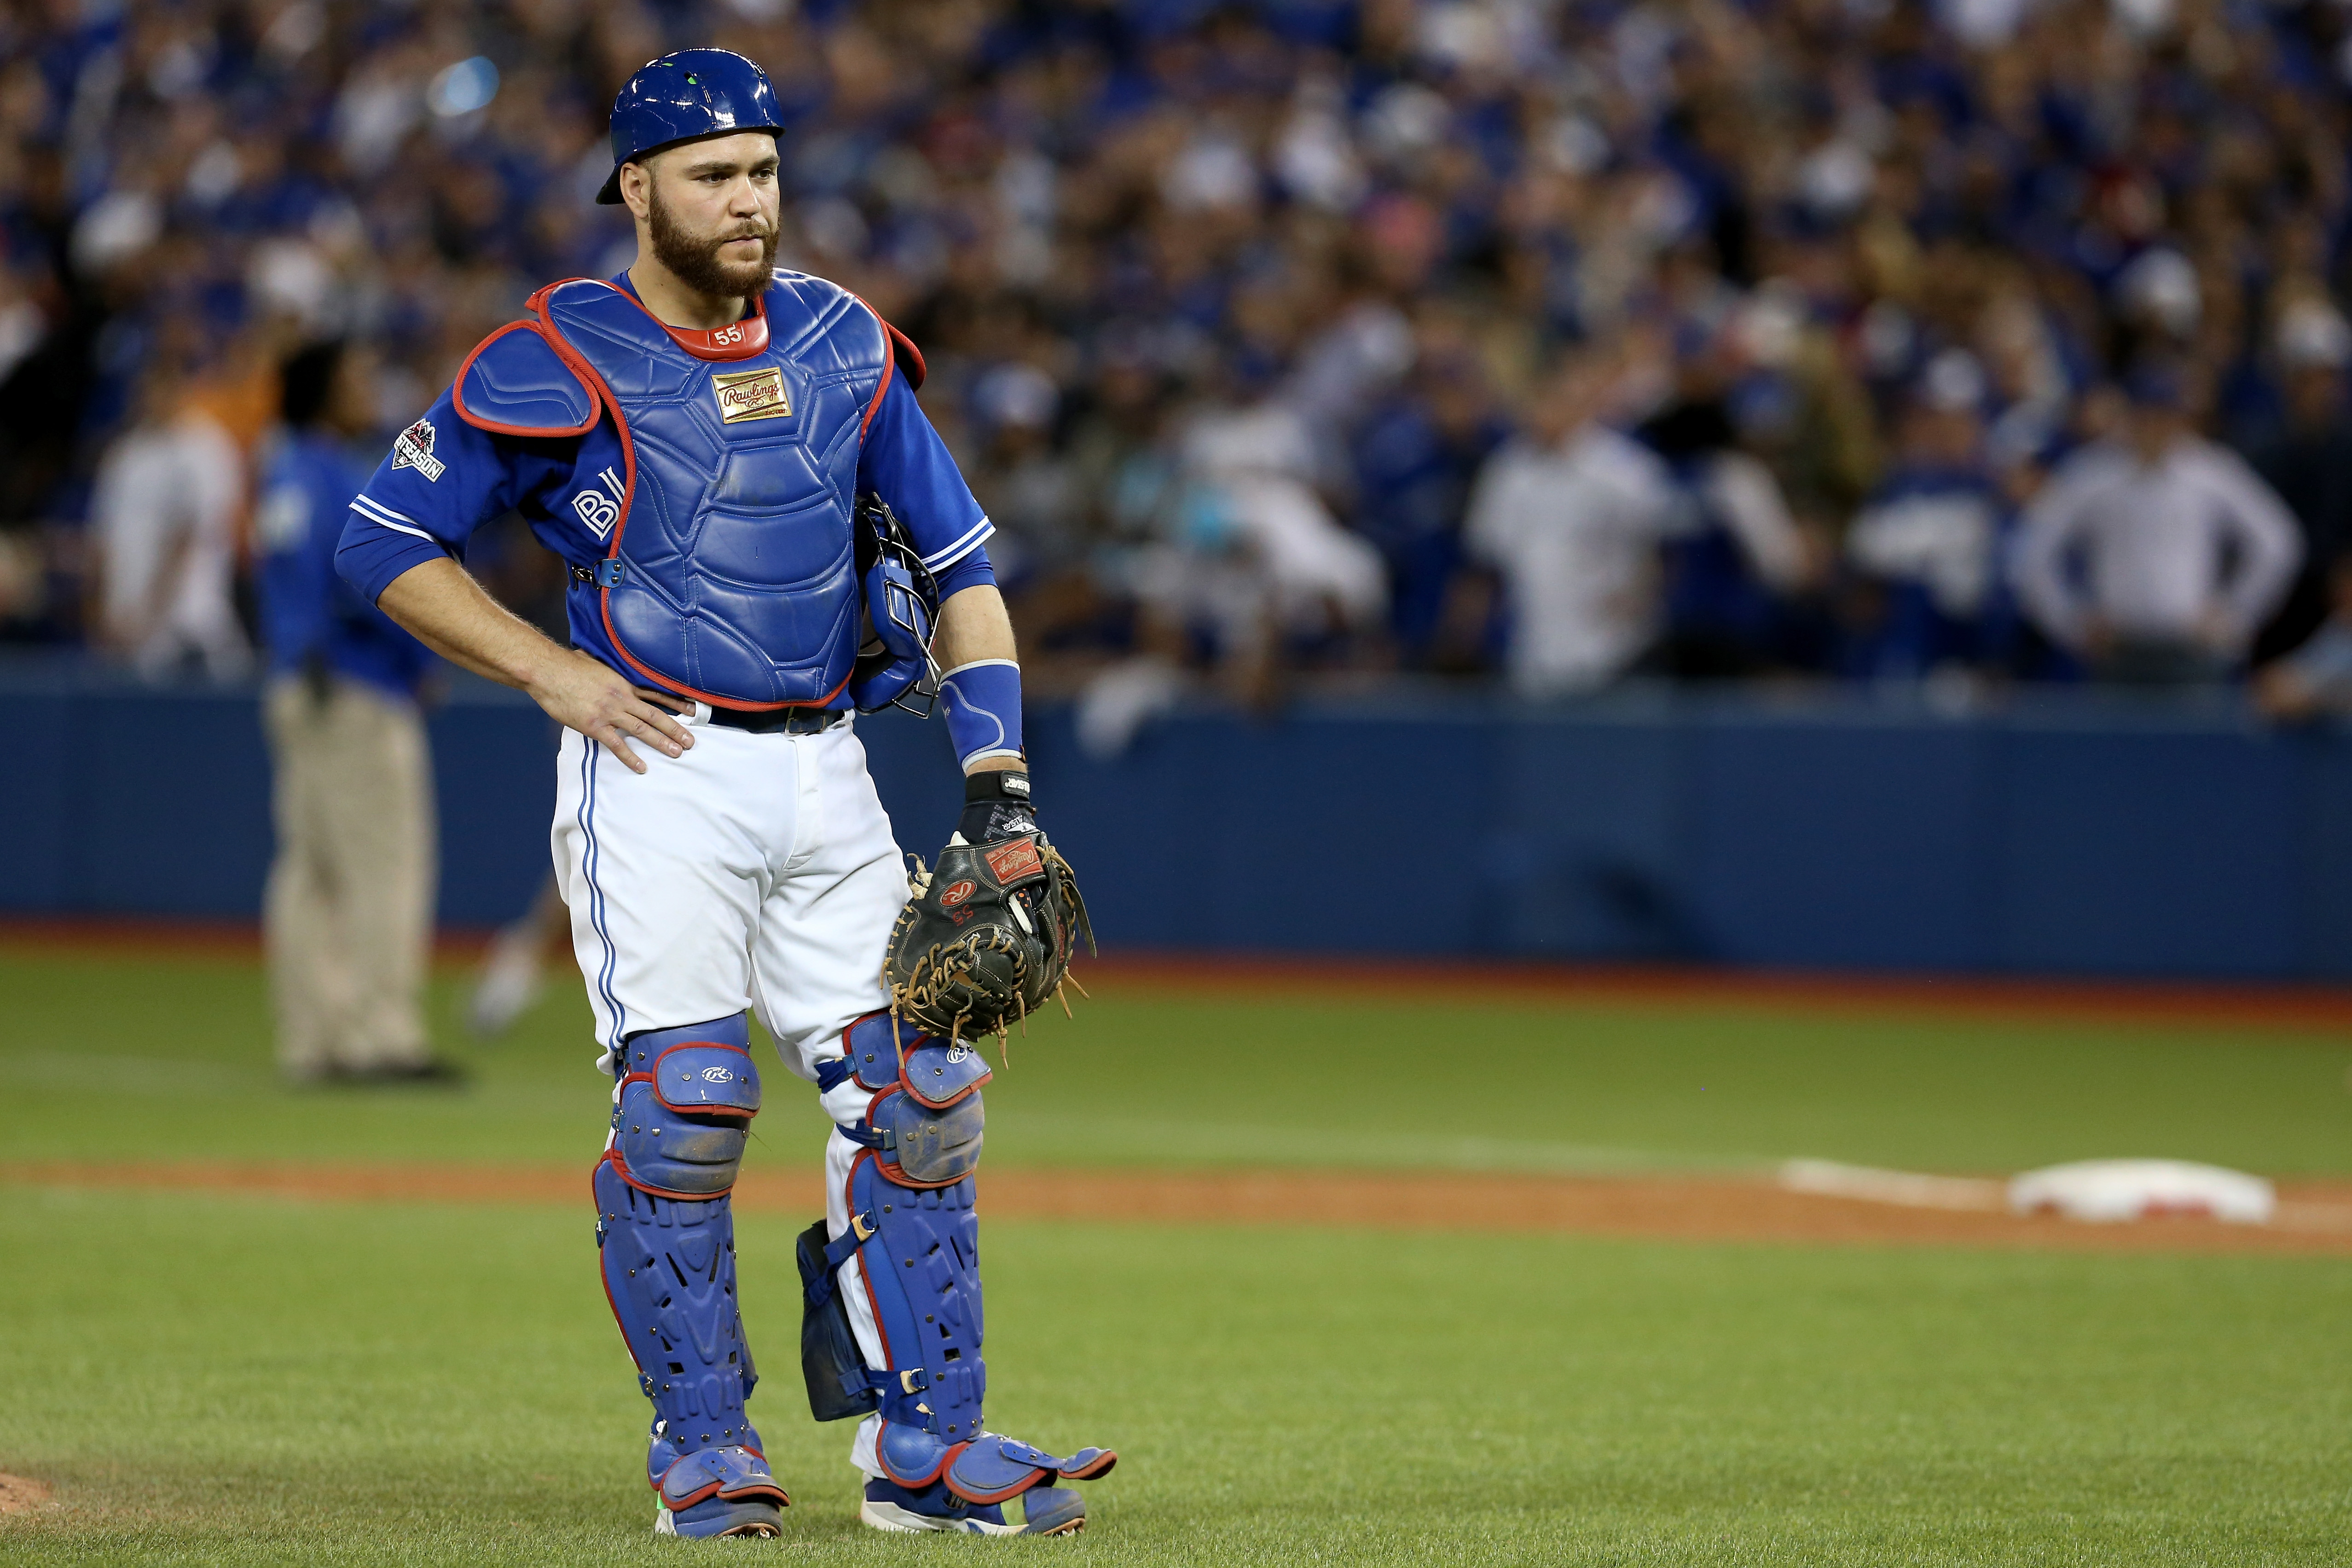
left=849, top=492, right=943, bottom=716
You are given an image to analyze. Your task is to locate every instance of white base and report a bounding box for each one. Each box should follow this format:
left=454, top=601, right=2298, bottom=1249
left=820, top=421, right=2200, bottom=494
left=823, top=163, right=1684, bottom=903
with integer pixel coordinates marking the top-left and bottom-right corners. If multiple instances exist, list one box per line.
left=2008, top=1159, right=2276, bottom=1224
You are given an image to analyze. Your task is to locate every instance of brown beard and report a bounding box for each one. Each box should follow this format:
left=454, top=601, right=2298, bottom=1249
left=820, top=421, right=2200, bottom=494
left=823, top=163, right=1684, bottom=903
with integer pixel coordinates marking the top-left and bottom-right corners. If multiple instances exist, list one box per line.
left=646, top=183, right=779, bottom=301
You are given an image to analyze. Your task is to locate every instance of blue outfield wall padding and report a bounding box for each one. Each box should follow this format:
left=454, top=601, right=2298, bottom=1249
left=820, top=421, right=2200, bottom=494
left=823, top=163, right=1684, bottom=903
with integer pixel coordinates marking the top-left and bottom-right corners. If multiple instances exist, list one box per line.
left=1689, top=712, right=1993, bottom=971
left=1989, top=721, right=2303, bottom=978
left=424, top=696, right=564, bottom=926
left=4, top=656, right=2351, bottom=980
left=1504, top=714, right=1692, bottom=961
left=1, top=688, right=77, bottom=910
left=74, top=685, right=276, bottom=916
left=2299, top=733, right=2352, bottom=980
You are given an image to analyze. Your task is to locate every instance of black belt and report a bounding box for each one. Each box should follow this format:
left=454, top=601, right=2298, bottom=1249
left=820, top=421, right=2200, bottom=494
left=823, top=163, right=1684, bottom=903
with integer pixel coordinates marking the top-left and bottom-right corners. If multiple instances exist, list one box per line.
left=706, top=704, right=848, bottom=735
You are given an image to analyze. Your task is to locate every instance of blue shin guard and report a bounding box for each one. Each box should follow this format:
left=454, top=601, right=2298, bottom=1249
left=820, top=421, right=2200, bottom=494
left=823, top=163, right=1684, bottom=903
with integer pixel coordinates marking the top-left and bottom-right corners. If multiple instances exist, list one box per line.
left=819, top=1013, right=1116, bottom=1514
left=596, top=1016, right=788, bottom=1537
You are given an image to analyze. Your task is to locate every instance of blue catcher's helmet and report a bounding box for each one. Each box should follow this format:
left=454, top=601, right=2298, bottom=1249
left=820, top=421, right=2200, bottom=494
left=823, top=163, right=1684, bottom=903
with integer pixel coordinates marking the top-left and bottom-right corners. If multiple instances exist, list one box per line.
left=596, top=49, right=786, bottom=206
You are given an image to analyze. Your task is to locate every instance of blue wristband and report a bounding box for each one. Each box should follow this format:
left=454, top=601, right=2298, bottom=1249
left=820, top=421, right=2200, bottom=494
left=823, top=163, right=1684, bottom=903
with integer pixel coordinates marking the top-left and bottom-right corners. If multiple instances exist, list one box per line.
left=938, top=659, right=1023, bottom=770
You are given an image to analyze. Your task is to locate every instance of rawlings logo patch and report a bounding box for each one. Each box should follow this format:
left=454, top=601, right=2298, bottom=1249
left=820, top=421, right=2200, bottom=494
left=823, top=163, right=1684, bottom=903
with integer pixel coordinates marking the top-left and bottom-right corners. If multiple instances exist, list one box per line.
left=938, top=879, right=978, bottom=908
left=711, top=365, right=790, bottom=423
left=390, top=418, right=445, bottom=481
left=983, top=838, right=1043, bottom=884
left=701, top=1066, right=734, bottom=1083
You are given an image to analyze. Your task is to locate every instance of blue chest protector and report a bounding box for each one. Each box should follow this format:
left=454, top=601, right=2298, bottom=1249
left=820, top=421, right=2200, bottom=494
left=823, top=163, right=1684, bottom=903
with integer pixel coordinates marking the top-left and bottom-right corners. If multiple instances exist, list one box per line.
left=453, top=271, right=904, bottom=708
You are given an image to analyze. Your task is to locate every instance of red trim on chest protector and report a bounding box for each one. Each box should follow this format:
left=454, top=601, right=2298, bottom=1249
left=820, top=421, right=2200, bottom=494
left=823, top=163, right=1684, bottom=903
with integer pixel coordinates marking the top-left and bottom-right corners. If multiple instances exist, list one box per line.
left=852, top=293, right=927, bottom=436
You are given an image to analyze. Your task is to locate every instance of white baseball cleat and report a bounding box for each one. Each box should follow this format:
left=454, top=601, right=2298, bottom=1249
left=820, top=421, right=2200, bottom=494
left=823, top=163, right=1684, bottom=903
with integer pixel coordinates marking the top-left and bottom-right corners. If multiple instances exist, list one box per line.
left=859, top=1479, right=1086, bottom=1536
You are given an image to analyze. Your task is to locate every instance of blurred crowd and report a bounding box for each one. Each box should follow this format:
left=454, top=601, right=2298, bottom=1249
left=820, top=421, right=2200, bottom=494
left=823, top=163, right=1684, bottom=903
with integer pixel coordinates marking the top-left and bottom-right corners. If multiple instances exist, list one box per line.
left=11, top=0, right=2352, bottom=733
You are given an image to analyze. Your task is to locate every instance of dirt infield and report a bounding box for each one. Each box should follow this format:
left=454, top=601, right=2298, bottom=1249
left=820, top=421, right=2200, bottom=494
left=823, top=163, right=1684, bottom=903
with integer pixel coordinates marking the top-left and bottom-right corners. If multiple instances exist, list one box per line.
left=8, top=1160, right=2352, bottom=1256
left=1086, top=953, right=2352, bottom=1032
left=0, top=1474, right=53, bottom=1514
left=12, top=916, right=2352, bottom=1032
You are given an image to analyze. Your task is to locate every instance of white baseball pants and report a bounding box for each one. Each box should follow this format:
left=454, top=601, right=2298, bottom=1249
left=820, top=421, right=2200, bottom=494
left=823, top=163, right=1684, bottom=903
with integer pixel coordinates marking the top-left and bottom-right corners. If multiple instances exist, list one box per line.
left=551, top=711, right=914, bottom=1477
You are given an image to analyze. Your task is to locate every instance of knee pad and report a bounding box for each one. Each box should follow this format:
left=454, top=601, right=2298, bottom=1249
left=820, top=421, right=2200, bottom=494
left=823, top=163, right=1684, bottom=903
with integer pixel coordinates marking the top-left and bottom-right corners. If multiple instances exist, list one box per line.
left=825, top=1011, right=989, bottom=1187
left=608, top=1017, right=762, bottom=1199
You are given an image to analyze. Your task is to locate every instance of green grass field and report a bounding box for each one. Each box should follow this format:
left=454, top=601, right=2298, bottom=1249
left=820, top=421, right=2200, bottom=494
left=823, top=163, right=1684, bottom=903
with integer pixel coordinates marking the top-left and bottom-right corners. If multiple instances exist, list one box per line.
left=4, top=945, right=2351, bottom=1564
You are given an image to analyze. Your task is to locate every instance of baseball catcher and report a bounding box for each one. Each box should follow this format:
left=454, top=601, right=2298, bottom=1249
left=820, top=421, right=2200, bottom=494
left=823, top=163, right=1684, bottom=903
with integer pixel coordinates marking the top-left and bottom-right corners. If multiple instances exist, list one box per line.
left=340, top=49, right=1111, bottom=1539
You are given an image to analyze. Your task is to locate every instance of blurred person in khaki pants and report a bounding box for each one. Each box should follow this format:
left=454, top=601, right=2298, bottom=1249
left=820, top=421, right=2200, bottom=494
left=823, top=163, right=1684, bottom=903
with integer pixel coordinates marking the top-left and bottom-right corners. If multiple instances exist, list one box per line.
left=255, top=340, right=454, bottom=1084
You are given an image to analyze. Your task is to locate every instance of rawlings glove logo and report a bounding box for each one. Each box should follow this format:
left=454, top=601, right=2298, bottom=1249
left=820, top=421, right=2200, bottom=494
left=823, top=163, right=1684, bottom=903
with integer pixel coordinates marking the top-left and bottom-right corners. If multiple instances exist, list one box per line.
left=938, top=879, right=978, bottom=908
left=983, top=838, right=1043, bottom=884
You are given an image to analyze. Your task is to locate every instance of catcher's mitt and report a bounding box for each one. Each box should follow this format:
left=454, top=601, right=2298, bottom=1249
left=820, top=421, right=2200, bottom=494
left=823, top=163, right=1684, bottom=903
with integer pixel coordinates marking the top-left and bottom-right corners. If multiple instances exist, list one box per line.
left=884, top=825, right=1094, bottom=1043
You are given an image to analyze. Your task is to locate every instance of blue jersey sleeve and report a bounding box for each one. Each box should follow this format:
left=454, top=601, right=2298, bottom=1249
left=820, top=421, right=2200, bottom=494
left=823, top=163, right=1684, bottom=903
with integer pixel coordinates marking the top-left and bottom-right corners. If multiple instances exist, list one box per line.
left=337, top=388, right=539, bottom=603
left=857, top=374, right=996, bottom=598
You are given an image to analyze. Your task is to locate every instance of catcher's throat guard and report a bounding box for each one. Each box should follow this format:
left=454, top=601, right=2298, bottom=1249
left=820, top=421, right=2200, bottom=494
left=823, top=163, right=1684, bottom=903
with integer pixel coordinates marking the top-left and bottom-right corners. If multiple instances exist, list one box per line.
left=852, top=492, right=942, bottom=716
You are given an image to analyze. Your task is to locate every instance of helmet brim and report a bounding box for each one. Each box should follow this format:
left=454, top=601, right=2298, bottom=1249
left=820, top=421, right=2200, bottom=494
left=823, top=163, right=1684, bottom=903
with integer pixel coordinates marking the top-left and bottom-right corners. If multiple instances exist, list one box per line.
left=594, top=127, right=783, bottom=206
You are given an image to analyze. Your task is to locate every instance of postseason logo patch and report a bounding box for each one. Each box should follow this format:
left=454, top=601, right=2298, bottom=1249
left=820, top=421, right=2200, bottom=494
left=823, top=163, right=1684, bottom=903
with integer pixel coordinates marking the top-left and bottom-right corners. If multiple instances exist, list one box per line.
left=710, top=365, right=790, bottom=423
left=390, top=418, right=445, bottom=481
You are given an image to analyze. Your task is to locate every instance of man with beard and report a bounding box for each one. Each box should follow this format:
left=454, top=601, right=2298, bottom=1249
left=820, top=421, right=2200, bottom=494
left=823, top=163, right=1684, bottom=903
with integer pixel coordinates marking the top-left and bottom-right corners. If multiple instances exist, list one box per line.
left=335, top=51, right=1112, bottom=1539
